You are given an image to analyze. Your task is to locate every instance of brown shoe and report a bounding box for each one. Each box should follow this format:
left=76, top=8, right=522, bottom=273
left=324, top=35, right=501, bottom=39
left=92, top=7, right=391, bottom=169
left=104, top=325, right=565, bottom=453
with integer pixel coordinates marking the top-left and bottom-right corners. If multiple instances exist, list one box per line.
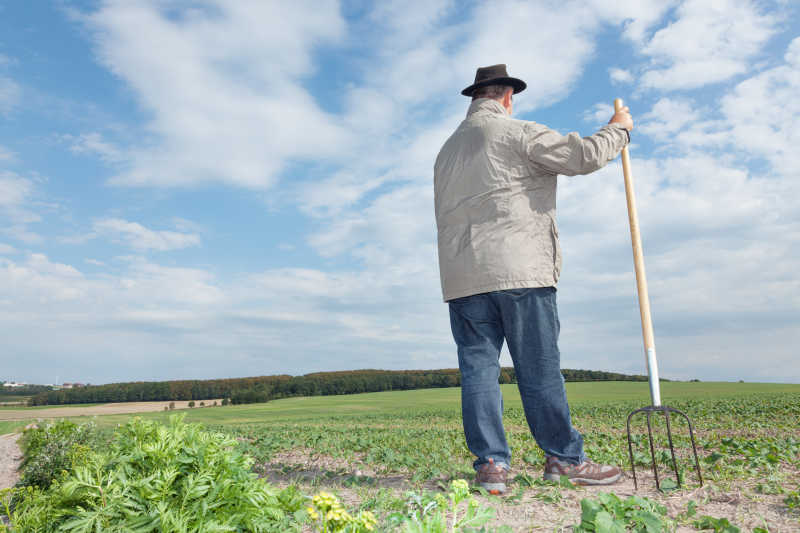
left=543, top=456, right=622, bottom=486
left=475, top=458, right=508, bottom=494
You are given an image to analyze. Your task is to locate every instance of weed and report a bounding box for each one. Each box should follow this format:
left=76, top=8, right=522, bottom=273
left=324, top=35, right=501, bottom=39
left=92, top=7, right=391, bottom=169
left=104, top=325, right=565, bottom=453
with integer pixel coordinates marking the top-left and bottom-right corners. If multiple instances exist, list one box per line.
left=574, top=492, right=674, bottom=532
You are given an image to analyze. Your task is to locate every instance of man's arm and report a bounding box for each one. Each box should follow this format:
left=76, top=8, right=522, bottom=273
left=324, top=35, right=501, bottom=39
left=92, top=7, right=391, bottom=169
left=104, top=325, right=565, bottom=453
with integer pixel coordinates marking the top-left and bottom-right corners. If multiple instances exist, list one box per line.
left=522, top=107, right=633, bottom=176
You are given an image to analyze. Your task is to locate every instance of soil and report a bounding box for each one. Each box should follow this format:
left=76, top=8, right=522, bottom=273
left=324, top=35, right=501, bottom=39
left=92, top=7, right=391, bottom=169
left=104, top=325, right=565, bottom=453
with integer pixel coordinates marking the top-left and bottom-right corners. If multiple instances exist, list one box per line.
left=0, top=400, right=223, bottom=421
left=0, top=433, right=22, bottom=490
left=259, top=449, right=800, bottom=532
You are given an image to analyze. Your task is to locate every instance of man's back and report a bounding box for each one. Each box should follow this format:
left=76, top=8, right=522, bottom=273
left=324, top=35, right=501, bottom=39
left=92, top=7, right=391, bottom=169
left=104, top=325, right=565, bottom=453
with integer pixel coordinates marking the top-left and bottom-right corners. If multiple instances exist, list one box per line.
left=434, top=98, right=629, bottom=302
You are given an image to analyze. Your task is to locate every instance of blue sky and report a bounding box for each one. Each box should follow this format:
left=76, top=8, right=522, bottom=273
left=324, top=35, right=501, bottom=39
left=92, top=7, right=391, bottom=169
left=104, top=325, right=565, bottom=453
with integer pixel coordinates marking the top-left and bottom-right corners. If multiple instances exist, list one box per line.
left=1, top=0, right=799, bottom=385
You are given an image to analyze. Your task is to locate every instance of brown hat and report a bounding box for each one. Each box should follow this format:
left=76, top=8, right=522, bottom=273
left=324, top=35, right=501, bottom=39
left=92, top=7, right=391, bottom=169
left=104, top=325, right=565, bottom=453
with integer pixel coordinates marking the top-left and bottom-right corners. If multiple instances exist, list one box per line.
left=461, top=64, right=527, bottom=97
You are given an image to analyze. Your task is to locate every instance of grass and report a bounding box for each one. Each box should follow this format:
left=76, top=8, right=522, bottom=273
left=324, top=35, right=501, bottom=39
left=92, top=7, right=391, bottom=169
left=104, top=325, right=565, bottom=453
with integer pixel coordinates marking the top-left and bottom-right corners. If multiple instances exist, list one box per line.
left=0, top=420, right=30, bottom=434
left=30, top=380, right=796, bottom=429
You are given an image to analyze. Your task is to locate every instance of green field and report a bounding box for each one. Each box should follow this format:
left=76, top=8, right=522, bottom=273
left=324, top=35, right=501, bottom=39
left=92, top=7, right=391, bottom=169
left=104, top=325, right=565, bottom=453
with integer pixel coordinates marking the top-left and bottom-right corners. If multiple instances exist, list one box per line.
left=22, top=380, right=792, bottom=427
left=4, top=381, right=799, bottom=531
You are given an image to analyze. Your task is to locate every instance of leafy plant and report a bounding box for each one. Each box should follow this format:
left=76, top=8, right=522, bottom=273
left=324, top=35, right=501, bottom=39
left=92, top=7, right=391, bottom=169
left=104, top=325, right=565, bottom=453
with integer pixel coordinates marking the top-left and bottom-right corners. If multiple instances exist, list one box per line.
left=574, top=492, right=674, bottom=532
left=9, top=416, right=306, bottom=532
left=15, top=420, right=100, bottom=492
left=692, top=515, right=741, bottom=532
left=388, top=479, right=509, bottom=533
left=784, top=489, right=800, bottom=510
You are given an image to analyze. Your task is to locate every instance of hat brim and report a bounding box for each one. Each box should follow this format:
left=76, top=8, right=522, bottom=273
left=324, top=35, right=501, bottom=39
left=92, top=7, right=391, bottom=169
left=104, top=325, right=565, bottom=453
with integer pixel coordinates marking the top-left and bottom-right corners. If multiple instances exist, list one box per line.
left=461, top=77, right=526, bottom=97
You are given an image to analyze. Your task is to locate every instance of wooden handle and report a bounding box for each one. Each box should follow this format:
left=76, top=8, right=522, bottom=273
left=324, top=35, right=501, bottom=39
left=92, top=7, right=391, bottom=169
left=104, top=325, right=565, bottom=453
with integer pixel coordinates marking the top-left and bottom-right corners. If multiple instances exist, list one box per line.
left=615, top=98, right=661, bottom=406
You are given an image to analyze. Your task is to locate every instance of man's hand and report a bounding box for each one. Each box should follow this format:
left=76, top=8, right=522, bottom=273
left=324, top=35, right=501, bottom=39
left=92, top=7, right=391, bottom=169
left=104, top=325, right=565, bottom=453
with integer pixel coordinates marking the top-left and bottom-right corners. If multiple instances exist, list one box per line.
left=609, top=106, right=633, bottom=131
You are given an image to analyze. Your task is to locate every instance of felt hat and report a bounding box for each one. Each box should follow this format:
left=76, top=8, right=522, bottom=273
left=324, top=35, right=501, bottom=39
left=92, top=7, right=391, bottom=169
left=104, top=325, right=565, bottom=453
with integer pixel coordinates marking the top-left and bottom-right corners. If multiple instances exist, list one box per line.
left=461, top=64, right=527, bottom=97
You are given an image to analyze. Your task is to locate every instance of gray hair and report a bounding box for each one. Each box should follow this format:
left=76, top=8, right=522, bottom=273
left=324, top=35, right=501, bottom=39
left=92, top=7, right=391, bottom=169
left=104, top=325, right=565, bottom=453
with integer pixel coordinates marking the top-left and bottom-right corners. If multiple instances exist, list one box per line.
left=472, top=84, right=512, bottom=101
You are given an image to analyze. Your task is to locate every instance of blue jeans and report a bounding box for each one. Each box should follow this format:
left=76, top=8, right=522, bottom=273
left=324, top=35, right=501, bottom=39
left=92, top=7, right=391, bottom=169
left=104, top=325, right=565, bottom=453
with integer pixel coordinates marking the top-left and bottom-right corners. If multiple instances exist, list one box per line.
left=448, top=287, right=585, bottom=470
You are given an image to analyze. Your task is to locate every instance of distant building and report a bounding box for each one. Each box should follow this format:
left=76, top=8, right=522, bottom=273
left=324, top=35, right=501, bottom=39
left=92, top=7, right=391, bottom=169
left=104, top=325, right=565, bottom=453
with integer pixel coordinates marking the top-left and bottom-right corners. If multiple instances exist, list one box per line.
left=2, top=381, right=27, bottom=388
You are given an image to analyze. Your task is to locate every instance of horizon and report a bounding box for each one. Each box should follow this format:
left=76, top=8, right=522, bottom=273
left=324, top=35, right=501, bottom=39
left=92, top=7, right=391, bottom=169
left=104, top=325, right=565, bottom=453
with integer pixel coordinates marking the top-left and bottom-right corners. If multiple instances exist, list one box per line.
left=2, top=1, right=799, bottom=384
left=6, top=366, right=799, bottom=388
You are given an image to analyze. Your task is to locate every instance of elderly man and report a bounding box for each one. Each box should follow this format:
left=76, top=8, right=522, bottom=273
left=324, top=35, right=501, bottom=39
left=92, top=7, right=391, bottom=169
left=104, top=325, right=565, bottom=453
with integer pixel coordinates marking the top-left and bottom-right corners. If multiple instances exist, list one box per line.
left=434, top=64, right=633, bottom=493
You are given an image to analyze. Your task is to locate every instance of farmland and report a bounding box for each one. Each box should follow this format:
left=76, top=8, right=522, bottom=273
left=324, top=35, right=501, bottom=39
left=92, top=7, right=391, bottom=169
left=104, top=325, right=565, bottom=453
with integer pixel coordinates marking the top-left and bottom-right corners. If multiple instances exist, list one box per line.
left=2, top=381, right=799, bottom=531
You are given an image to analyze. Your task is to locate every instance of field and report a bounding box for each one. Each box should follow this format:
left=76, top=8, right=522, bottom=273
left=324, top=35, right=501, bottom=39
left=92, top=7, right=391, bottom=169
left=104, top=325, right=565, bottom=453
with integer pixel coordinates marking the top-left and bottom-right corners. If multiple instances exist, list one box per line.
left=2, top=382, right=799, bottom=531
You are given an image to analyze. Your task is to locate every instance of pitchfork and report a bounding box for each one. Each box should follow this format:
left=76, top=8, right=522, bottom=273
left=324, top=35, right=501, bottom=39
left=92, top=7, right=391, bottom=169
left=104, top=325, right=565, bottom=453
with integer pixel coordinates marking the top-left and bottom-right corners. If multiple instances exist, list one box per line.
left=615, top=98, right=703, bottom=490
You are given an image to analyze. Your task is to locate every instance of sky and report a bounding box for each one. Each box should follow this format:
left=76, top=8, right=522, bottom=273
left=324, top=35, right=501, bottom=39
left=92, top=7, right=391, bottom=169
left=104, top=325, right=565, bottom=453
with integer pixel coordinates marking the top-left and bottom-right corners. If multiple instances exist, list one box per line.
left=1, top=0, right=799, bottom=385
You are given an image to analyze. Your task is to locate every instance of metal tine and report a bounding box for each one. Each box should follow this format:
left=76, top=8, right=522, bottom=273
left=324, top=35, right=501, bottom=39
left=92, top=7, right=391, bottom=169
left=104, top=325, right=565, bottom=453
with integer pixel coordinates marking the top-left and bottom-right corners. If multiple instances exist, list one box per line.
left=664, top=409, right=680, bottom=487
left=645, top=410, right=660, bottom=489
left=626, top=405, right=704, bottom=491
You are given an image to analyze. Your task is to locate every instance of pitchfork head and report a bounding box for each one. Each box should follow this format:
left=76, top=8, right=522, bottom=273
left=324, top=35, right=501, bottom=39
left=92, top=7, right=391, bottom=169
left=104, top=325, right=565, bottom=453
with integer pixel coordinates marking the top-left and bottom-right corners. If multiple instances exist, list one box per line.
left=626, top=404, right=703, bottom=490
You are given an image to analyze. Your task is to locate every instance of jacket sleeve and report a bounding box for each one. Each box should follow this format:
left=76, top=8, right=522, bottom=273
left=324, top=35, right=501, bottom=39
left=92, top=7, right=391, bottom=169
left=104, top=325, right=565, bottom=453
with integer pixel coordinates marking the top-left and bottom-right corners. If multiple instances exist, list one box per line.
left=521, top=122, right=629, bottom=176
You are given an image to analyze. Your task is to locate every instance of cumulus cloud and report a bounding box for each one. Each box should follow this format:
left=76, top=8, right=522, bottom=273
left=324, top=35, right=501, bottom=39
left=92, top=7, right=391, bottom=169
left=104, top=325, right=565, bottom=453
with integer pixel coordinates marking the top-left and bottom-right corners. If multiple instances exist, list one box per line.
left=93, top=218, right=201, bottom=251
left=639, top=0, right=779, bottom=90
left=83, top=0, right=350, bottom=189
left=719, top=38, right=800, bottom=173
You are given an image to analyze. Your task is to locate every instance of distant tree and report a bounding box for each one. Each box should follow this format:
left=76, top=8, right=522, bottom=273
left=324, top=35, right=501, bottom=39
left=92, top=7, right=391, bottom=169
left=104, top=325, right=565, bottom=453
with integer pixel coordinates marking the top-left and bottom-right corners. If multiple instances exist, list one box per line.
left=213, top=401, right=218, bottom=406
left=188, top=400, right=195, bottom=408
left=199, top=401, right=205, bottom=407
left=169, top=401, right=175, bottom=410
left=221, top=398, right=229, bottom=406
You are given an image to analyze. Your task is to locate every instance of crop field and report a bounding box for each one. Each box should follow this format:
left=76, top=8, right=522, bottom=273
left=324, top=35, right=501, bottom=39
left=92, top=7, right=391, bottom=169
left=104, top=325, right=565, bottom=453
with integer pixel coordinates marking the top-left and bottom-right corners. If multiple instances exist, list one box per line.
left=2, top=382, right=799, bottom=531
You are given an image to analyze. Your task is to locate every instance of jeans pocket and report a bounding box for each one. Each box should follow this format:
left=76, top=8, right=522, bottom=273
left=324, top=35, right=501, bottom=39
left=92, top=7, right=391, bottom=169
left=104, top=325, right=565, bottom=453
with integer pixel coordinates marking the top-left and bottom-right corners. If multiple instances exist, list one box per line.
left=449, top=293, right=495, bottom=322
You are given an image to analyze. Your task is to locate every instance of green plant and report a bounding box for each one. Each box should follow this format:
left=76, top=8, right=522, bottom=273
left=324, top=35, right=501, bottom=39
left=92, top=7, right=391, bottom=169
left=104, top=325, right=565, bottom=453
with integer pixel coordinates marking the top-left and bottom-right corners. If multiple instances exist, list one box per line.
left=783, top=489, right=799, bottom=510
left=15, top=420, right=100, bottom=492
left=188, top=400, right=195, bottom=407
left=306, top=491, right=377, bottom=532
left=9, top=416, right=305, bottom=532
left=574, top=492, right=674, bottom=532
left=692, top=515, right=741, bottom=532
left=388, top=479, right=509, bottom=533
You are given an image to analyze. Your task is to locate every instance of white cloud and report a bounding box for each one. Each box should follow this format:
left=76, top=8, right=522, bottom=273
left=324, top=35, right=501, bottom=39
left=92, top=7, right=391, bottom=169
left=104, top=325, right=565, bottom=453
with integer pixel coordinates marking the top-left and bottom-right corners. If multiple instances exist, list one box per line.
left=583, top=102, right=615, bottom=127
left=639, top=0, right=779, bottom=90
left=84, top=0, right=350, bottom=189
left=0, top=171, right=32, bottom=207
left=638, top=97, right=699, bottom=141
left=719, top=38, right=800, bottom=173
left=93, top=218, right=201, bottom=251
left=0, top=76, right=19, bottom=114
left=0, top=171, right=41, bottom=243
left=68, top=132, right=124, bottom=163
left=609, top=68, right=634, bottom=84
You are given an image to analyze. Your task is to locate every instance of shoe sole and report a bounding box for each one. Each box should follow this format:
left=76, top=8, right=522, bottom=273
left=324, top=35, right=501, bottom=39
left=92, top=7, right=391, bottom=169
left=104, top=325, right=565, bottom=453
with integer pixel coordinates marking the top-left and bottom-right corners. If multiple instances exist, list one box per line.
left=543, top=471, right=622, bottom=486
left=479, top=482, right=507, bottom=494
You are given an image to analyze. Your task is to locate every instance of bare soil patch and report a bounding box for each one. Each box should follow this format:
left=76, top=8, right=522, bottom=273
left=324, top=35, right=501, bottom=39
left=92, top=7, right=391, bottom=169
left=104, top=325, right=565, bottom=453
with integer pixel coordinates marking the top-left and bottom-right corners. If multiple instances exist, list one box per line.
left=258, top=448, right=799, bottom=532
left=0, top=433, right=22, bottom=490
left=0, top=400, right=223, bottom=421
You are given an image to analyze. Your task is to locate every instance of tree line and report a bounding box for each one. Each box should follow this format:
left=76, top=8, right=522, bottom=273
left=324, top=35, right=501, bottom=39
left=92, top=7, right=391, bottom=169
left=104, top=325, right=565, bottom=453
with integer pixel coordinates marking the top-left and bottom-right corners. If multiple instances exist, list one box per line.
left=28, top=368, right=652, bottom=406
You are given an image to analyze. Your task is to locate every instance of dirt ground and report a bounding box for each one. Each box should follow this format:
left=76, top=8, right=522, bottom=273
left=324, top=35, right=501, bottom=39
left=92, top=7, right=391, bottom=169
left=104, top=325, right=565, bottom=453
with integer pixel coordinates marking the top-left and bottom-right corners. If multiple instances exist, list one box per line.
left=0, top=433, right=22, bottom=490
left=0, top=400, right=222, bottom=421
left=259, top=449, right=800, bottom=532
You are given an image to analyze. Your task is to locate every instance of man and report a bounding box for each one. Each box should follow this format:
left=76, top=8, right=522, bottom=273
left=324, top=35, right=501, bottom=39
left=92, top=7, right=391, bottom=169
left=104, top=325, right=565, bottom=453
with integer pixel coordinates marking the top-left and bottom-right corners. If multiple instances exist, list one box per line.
left=434, top=64, right=633, bottom=493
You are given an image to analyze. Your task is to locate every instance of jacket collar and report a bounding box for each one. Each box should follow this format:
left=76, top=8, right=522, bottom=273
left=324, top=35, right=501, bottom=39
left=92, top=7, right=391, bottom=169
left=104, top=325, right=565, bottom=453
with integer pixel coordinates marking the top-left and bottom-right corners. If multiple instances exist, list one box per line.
left=466, top=98, right=508, bottom=117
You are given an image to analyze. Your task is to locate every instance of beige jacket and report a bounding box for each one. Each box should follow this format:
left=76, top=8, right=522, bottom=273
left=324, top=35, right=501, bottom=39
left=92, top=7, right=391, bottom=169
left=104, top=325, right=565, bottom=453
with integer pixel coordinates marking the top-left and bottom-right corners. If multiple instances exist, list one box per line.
left=434, top=98, right=629, bottom=301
